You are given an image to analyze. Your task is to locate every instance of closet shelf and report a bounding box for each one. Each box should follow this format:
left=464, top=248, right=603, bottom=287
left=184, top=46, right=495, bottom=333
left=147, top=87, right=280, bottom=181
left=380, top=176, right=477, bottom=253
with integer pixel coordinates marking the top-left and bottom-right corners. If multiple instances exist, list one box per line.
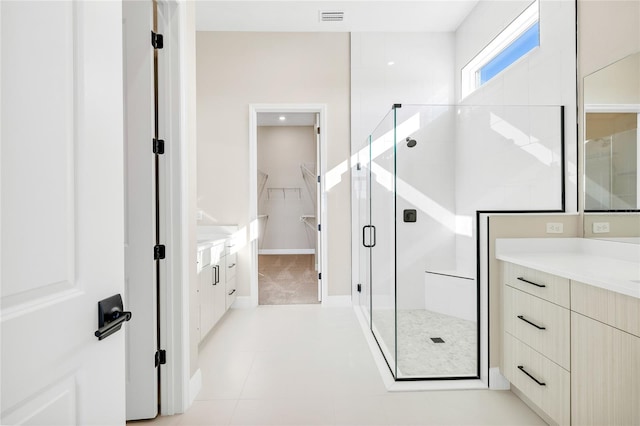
left=267, top=187, right=301, bottom=200
left=300, top=215, right=316, bottom=231
left=300, top=163, right=316, bottom=180
left=300, top=162, right=318, bottom=211
left=258, top=170, right=269, bottom=199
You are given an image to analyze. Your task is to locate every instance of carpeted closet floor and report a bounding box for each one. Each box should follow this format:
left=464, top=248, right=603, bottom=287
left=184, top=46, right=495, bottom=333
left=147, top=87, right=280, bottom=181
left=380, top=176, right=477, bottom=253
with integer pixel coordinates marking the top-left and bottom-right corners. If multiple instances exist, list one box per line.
left=258, top=254, right=320, bottom=305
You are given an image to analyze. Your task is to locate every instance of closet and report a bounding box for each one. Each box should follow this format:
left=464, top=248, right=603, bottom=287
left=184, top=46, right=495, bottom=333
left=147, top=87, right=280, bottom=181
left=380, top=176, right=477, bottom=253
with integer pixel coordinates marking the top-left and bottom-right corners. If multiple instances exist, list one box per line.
left=256, top=115, right=319, bottom=304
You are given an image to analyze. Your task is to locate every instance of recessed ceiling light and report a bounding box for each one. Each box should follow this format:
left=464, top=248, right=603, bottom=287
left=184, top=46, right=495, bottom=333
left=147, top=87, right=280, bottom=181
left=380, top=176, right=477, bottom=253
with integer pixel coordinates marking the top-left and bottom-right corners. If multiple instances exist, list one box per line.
left=279, top=116, right=286, bottom=121
left=387, top=61, right=395, bottom=66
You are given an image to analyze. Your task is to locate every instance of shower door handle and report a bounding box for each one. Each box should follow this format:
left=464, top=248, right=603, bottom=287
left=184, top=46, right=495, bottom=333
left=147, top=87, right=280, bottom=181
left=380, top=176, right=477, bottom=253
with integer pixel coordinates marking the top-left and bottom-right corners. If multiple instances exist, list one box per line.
left=362, top=225, right=376, bottom=248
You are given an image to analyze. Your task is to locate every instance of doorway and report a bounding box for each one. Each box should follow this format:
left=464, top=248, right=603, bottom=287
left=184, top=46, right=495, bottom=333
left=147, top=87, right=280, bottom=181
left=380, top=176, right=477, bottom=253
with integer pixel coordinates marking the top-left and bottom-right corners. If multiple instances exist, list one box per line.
left=256, top=115, right=319, bottom=304
left=249, top=105, right=328, bottom=306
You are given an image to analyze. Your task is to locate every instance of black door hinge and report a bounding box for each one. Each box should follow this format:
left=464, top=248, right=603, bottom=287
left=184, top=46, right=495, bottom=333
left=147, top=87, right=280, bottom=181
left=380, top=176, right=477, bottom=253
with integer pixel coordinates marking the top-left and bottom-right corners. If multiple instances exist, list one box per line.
left=151, top=31, right=164, bottom=49
left=356, top=162, right=361, bottom=171
left=317, top=175, right=321, bottom=183
left=153, top=138, right=165, bottom=155
left=318, top=224, right=321, bottom=231
left=154, top=245, right=166, bottom=260
left=319, top=273, right=322, bottom=280
left=317, top=127, right=320, bottom=134
left=155, top=349, right=167, bottom=367
left=357, top=283, right=362, bottom=293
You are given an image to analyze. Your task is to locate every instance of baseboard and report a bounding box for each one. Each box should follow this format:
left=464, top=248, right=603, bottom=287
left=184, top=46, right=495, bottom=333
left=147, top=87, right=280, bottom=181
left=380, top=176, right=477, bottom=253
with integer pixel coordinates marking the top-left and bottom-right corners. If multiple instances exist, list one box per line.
left=321, top=295, right=352, bottom=307
left=489, top=367, right=510, bottom=390
left=230, top=296, right=257, bottom=309
left=189, top=369, right=202, bottom=406
left=258, top=249, right=315, bottom=255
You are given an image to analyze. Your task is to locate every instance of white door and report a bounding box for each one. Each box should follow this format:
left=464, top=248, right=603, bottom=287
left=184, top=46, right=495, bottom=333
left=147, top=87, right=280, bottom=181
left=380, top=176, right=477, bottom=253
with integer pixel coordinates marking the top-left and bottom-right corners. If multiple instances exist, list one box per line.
left=1, top=2, right=127, bottom=424
left=315, top=113, right=322, bottom=301
left=123, top=0, right=158, bottom=420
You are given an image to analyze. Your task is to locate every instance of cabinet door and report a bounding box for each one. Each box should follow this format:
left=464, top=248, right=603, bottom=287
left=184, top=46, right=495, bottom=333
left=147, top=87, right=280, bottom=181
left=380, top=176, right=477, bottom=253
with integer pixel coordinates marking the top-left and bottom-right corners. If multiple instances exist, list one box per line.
left=198, top=265, right=214, bottom=341
left=212, top=259, right=227, bottom=325
left=572, top=312, right=640, bottom=425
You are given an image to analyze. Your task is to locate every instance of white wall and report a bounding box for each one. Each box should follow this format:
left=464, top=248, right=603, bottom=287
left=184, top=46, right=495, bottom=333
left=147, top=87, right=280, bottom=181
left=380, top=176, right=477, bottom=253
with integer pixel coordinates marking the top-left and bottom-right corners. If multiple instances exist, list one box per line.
left=351, top=32, right=457, bottom=153
left=350, top=1, right=576, bottom=316
left=350, top=33, right=457, bottom=310
left=184, top=1, right=200, bottom=380
left=196, top=32, right=351, bottom=297
left=257, top=126, right=316, bottom=251
left=454, top=0, right=577, bottom=274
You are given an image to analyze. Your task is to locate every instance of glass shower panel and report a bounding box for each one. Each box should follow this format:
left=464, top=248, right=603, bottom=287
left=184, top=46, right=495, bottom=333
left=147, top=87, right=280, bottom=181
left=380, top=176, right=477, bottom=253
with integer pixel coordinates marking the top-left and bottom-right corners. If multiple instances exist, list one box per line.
left=391, top=104, right=563, bottom=380
left=356, top=103, right=564, bottom=381
left=393, top=105, right=475, bottom=379
left=369, top=109, right=397, bottom=376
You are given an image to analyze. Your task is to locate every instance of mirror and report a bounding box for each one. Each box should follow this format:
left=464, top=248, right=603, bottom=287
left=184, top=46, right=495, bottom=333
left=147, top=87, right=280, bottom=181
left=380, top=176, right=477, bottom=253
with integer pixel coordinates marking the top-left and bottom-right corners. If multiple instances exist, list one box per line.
left=584, top=51, right=640, bottom=212
left=583, top=51, right=640, bottom=242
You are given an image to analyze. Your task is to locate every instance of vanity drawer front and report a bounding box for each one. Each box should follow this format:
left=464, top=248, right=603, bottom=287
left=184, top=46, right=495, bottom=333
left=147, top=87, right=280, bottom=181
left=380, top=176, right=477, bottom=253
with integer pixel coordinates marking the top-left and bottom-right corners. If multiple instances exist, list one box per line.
left=504, top=286, right=570, bottom=369
left=226, top=275, right=237, bottom=309
left=226, top=251, right=237, bottom=281
left=503, top=262, right=570, bottom=308
left=503, top=332, right=570, bottom=426
left=571, top=280, right=640, bottom=338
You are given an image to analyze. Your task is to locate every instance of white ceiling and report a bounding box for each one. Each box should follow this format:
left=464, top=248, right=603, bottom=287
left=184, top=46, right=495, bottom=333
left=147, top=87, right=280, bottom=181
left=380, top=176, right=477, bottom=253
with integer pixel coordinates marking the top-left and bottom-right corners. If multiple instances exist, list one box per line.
left=195, top=1, right=480, bottom=32
left=257, top=112, right=316, bottom=126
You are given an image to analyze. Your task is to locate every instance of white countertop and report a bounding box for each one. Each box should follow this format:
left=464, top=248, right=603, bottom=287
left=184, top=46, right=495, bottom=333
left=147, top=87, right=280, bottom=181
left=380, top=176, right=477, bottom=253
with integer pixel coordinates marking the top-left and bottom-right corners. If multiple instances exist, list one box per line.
left=197, top=225, right=238, bottom=252
left=197, top=237, right=226, bottom=251
left=495, top=238, right=640, bottom=299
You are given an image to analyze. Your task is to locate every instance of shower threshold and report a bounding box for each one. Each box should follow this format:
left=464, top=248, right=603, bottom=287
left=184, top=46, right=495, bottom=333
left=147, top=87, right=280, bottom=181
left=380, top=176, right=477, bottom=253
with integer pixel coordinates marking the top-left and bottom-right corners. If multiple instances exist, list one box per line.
left=354, top=306, right=488, bottom=391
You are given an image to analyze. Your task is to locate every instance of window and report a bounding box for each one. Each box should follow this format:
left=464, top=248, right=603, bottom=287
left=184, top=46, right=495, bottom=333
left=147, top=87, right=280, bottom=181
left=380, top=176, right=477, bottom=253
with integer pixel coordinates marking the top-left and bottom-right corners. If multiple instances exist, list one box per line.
left=461, top=0, right=540, bottom=99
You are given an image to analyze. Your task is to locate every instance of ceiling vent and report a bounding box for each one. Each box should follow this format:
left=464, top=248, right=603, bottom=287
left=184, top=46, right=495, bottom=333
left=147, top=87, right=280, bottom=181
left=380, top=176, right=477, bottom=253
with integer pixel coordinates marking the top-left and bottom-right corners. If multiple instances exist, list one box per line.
left=319, top=11, right=344, bottom=22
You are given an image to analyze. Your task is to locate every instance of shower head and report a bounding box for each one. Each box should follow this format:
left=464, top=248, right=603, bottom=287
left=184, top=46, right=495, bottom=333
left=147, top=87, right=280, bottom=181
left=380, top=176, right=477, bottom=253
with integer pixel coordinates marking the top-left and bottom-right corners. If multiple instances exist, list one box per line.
left=406, top=137, right=417, bottom=148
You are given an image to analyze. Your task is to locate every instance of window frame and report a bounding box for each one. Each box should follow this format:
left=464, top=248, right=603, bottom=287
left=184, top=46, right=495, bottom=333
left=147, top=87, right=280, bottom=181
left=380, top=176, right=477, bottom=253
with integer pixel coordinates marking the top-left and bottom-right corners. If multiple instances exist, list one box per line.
left=461, top=0, right=540, bottom=99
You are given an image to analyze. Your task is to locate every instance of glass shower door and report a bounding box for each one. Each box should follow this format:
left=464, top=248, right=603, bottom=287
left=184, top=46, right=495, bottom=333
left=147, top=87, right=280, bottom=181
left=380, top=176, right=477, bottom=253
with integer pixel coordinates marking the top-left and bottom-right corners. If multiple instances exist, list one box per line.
left=356, top=137, right=371, bottom=323
left=369, top=110, right=397, bottom=376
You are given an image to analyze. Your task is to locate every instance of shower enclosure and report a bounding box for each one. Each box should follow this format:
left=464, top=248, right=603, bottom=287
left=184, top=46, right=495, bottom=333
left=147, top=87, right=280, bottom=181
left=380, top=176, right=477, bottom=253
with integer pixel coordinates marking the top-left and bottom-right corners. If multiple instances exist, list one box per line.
left=354, top=104, right=565, bottom=380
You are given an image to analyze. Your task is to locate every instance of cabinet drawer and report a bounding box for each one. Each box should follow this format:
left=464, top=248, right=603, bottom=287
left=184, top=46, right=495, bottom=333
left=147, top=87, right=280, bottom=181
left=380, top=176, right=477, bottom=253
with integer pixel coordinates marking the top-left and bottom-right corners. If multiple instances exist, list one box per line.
left=503, top=332, right=570, bottom=426
left=503, top=262, right=570, bottom=308
left=504, top=286, right=570, bottom=369
left=226, top=251, right=237, bottom=281
left=226, top=276, right=237, bottom=309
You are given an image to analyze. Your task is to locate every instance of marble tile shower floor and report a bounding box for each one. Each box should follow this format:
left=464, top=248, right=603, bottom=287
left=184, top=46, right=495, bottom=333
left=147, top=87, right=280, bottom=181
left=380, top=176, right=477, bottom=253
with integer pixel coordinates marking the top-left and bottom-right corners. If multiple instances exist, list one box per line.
left=136, top=305, right=545, bottom=426
left=373, top=309, right=477, bottom=378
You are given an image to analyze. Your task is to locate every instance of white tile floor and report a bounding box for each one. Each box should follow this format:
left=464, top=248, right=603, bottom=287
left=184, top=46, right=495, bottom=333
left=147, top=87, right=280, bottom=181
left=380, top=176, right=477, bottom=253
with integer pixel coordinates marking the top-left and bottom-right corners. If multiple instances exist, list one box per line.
left=139, top=305, right=546, bottom=426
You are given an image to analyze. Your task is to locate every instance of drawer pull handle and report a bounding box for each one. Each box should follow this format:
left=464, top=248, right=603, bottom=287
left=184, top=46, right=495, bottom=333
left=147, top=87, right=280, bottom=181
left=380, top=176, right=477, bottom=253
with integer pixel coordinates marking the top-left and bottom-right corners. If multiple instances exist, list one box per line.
left=517, top=365, right=546, bottom=386
left=228, top=289, right=236, bottom=296
left=517, top=315, right=546, bottom=330
left=517, top=277, right=546, bottom=288
left=228, top=263, right=236, bottom=269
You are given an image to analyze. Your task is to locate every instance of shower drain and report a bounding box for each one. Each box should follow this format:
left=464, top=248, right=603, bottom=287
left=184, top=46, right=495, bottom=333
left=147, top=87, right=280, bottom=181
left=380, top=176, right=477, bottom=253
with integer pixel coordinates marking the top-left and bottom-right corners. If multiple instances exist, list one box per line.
left=430, top=337, right=445, bottom=343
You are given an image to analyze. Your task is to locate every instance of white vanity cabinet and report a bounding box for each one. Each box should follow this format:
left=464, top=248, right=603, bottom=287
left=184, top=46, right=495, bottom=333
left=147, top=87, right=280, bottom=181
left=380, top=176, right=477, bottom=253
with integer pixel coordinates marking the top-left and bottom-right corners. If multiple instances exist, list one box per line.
left=197, top=235, right=237, bottom=342
left=497, top=238, right=640, bottom=426
left=197, top=240, right=225, bottom=341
